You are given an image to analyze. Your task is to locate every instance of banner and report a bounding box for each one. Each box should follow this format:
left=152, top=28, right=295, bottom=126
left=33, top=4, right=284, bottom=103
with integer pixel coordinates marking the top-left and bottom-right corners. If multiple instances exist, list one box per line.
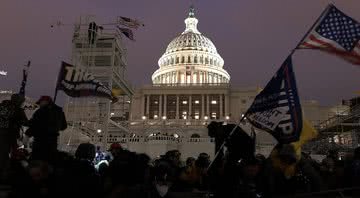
left=56, top=62, right=115, bottom=101
left=246, top=56, right=303, bottom=144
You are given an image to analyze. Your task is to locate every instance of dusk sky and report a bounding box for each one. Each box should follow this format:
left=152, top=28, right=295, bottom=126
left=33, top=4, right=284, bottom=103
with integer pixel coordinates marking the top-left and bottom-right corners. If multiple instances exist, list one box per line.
left=0, top=0, right=359, bottom=106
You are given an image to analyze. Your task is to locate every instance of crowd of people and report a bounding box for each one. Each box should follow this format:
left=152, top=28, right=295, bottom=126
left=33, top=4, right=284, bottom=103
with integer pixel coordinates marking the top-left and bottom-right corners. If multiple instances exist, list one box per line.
left=1, top=94, right=360, bottom=198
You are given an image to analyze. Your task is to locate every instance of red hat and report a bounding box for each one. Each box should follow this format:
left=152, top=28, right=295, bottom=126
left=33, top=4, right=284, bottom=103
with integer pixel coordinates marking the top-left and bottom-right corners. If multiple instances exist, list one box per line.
left=36, top=96, right=53, bottom=104
left=108, top=143, right=122, bottom=151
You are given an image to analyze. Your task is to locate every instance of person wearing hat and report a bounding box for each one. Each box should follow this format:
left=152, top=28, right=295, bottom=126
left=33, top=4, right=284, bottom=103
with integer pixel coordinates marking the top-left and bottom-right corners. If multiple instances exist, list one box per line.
left=26, top=96, right=67, bottom=161
left=0, top=93, right=28, bottom=183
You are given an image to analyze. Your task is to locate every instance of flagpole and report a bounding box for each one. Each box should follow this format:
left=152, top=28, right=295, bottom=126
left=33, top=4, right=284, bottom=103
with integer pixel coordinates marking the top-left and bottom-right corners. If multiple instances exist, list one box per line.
left=53, top=62, right=64, bottom=103
left=293, top=4, right=332, bottom=51
left=207, top=115, right=247, bottom=171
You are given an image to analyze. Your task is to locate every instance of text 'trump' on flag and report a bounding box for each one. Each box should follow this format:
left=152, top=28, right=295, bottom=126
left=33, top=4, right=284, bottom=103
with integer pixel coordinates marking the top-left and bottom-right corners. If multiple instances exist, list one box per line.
left=298, top=4, right=360, bottom=65
left=56, top=62, right=117, bottom=102
left=245, top=56, right=303, bottom=144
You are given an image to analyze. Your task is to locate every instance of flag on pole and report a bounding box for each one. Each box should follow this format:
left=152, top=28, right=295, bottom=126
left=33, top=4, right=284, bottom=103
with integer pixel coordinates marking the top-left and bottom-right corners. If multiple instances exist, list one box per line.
left=245, top=56, right=303, bottom=144
left=117, top=26, right=135, bottom=41
left=297, top=4, right=360, bottom=65
left=117, top=16, right=144, bottom=29
left=55, top=62, right=116, bottom=101
left=19, top=61, right=31, bottom=96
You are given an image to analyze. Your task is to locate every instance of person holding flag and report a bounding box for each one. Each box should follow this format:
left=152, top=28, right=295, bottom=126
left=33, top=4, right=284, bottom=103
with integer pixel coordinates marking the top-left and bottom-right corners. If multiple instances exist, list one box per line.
left=240, top=56, right=322, bottom=196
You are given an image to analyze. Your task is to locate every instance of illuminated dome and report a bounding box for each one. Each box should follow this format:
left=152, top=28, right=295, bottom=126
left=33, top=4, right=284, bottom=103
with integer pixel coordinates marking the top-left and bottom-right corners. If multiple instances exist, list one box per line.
left=152, top=6, right=230, bottom=85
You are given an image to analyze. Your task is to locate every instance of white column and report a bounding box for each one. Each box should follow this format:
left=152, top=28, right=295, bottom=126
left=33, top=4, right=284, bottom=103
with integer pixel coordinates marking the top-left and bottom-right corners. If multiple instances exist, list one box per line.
left=164, top=95, right=167, bottom=117
left=225, top=94, right=229, bottom=118
left=176, top=95, right=179, bottom=119
left=220, top=94, right=223, bottom=119
left=206, top=95, right=210, bottom=116
left=189, top=95, right=192, bottom=119
left=201, top=94, right=204, bottom=117
left=141, top=95, right=145, bottom=117
left=146, top=95, right=150, bottom=116
left=190, top=71, right=193, bottom=84
left=159, top=95, right=162, bottom=117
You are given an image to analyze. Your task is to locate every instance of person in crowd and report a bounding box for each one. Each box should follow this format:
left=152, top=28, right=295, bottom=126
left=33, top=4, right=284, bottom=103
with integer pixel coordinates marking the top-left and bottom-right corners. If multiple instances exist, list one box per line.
left=320, top=149, right=339, bottom=189
left=108, top=142, right=123, bottom=159
left=348, top=147, right=360, bottom=187
left=236, top=157, right=262, bottom=198
left=260, top=144, right=323, bottom=197
left=178, top=157, right=196, bottom=190
left=0, top=94, right=27, bottom=183
left=26, top=96, right=67, bottom=161
left=149, top=162, right=175, bottom=198
left=68, top=143, right=100, bottom=197
left=104, top=149, right=148, bottom=198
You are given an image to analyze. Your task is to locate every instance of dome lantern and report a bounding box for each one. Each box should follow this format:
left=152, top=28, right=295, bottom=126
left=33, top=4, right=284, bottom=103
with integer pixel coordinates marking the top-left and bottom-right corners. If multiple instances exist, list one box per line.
left=183, top=6, right=200, bottom=34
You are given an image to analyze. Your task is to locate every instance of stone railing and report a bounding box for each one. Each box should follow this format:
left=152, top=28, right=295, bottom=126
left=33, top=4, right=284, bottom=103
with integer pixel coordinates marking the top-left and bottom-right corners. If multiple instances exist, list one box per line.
left=105, top=136, right=214, bottom=144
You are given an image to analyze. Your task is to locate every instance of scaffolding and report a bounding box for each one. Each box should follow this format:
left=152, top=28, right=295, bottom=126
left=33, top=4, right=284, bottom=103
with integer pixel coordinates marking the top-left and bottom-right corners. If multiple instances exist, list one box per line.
left=62, top=16, right=134, bottom=150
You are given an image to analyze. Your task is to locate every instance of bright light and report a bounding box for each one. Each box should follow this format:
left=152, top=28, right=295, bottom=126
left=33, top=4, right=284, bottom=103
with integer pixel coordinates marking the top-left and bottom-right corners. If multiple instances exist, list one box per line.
left=173, top=134, right=179, bottom=138
left=182, top=101, right=188, bottom=104
left=110, top=112, right=115, bottom=116
left=142, top=116, right=147, bottom=120
left=195, top=115, right=199, bottom=119
left=97, top=129, right=102, bottom=133
left=154, top=115, right=158, bottom=119
left=195, top=100, right=200, bottom=104
left=211, top=100, right=217, bottom=104
left=154, top=101, right=158, bottom=104
left=162, top=116, right=167, bottom=120
left=182, top=111, right=187, bottom=115
left=225, top=116, right=230, bottom=120
left=204, top=116, right=208, bottom=120
left=0, top=70, right=7, bottom=76
left=183, top=116, right=187, bottom=119
left=241, top=114, right=245, bottom=117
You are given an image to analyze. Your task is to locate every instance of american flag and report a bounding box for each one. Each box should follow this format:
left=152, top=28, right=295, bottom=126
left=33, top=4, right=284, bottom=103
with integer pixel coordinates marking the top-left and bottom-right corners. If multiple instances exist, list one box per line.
left=117, top=26, right=135, bottom=41
left=298, top=5, right=360, bottom=65
left=117, top=16, right=144, bottom=29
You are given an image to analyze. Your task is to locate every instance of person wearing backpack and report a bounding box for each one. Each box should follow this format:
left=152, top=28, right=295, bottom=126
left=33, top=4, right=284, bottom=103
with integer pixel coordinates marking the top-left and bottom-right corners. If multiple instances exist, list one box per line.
left=0, top=94, right=28, bottom=183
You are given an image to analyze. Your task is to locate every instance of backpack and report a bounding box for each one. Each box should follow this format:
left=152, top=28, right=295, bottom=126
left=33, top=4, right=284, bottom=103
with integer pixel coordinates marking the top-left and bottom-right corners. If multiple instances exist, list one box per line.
left=0, top=101, right=15, bottom=129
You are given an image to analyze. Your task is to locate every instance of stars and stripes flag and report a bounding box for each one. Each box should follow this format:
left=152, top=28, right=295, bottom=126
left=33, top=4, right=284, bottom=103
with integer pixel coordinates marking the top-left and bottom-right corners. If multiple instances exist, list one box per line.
left=117, top=16, right=144, bottom=29
left=297, top=4, right=360, bottom=65
left=117, top=26, right=135, bottom=41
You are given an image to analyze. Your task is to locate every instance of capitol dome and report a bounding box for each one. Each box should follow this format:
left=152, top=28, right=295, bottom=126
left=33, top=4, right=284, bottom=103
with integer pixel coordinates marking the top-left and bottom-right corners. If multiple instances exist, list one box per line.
left=152, top=7, right=230, bottom=85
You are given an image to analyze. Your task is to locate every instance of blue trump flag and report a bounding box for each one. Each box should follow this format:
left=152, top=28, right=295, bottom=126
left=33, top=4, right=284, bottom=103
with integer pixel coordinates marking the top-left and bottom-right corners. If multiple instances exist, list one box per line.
left=245, top=56, right=303, bottom=144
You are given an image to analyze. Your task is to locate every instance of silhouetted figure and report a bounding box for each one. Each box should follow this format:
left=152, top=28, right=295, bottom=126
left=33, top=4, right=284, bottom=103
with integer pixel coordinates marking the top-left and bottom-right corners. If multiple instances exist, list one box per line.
left=69, top=143, right=100, bottom=197
left=26, top=96, right=67, bottom=162
left=0, top=94, right=27, bottom=183
left=88, top=22, right=103, bottom=45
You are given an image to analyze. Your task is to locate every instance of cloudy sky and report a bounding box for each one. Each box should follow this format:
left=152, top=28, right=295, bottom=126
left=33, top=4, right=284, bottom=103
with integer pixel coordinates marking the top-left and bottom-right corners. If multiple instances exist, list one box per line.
left=0, top=0, right=359, bottom=106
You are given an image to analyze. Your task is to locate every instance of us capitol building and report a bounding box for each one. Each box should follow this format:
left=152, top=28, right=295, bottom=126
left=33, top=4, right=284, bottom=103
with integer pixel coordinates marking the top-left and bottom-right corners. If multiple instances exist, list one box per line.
left=61, top=7, right=352, bottom=159
left=123, top=7, right=261, bottom=158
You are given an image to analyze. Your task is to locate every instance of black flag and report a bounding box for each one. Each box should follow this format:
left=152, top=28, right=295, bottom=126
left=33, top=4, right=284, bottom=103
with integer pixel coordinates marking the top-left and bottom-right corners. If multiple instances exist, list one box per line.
left=55, top=62, right=116, bottom=101
left=245, top=56, right=303, bottom=144
left=19, top=61, right=30, bottom=96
